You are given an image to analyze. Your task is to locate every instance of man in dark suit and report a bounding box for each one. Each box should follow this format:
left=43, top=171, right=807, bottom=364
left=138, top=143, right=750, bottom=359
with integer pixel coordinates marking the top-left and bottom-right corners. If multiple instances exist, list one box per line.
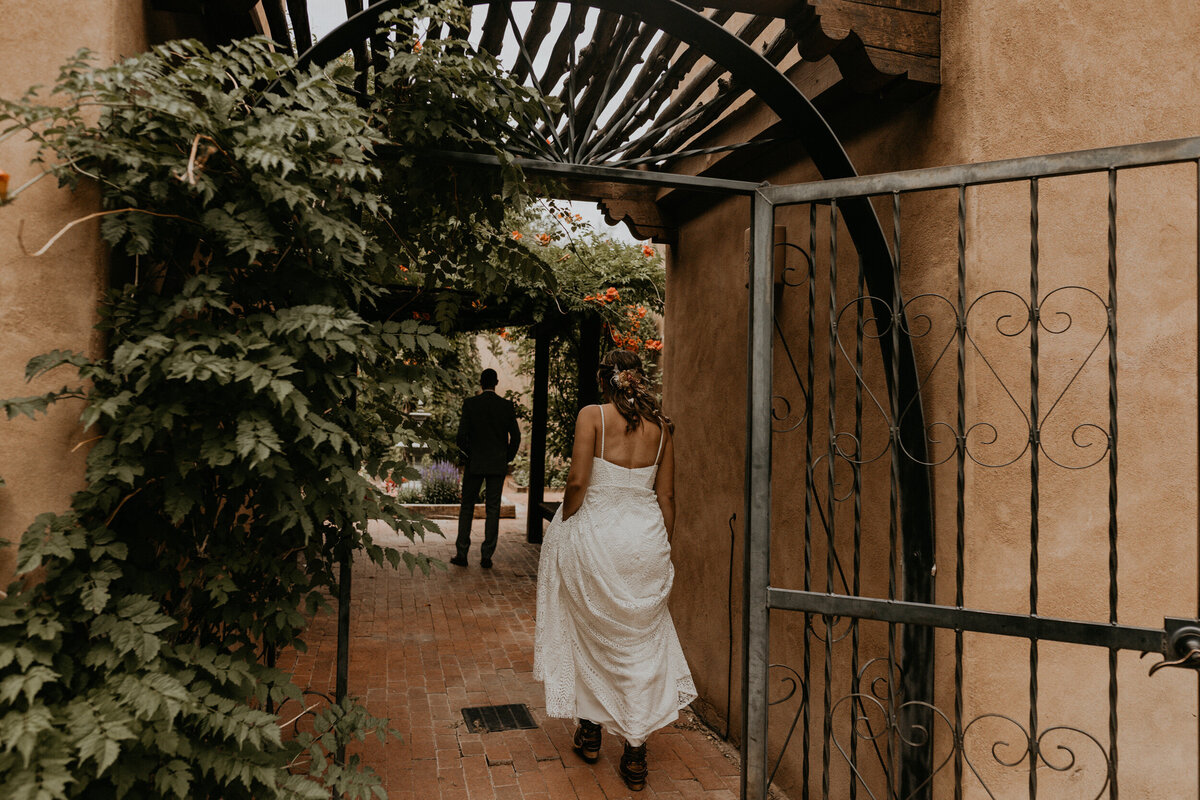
left=451, top=368, right=521, bottom=568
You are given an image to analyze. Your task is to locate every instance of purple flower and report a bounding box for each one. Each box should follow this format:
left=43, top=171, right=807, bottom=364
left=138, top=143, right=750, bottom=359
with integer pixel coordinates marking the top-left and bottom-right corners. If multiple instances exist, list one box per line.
left=419, top=460, right=462, bottom=504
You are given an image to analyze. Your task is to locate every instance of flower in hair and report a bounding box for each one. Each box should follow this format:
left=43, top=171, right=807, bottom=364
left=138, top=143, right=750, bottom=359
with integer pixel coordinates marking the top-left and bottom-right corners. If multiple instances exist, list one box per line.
left=612, top=369, right=641, bottom=392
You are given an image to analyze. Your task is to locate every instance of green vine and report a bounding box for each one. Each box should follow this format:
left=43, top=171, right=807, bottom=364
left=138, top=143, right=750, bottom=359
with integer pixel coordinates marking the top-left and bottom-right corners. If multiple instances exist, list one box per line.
left=0, top=5, right=550, bottom=796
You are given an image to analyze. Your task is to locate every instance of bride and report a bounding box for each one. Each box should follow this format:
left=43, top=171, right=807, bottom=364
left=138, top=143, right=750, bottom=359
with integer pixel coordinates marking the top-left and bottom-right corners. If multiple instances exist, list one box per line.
left=534, top=349, right=696, bottom=792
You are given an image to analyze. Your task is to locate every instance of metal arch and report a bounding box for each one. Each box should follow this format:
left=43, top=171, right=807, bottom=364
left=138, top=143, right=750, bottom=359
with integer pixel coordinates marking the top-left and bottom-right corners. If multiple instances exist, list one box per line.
left=292, top=2, right=935, bottom=797
left=298, top=0, right=848, bottom=175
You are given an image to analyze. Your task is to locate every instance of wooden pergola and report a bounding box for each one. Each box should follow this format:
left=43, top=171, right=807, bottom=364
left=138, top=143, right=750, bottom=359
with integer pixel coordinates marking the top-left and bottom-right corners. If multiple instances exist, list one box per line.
left=375, top=286, right=607, bottom=543
left=150, top=0, right=939, bottom=243
left=149, top=0, right=940, bottom=542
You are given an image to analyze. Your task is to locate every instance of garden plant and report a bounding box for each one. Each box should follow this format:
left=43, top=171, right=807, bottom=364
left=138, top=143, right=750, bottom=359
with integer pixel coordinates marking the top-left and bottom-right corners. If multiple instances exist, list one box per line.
left=0, top=4, right=558, bottom=797
left=501, top=207, right=666, bottom=463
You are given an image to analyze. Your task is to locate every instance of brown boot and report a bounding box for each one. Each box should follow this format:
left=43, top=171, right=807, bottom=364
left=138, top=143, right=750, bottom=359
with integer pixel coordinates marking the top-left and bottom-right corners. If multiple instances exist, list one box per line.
left=572, top=719, right=602, bottom=763
left=619, top=741, right=647, bottom=792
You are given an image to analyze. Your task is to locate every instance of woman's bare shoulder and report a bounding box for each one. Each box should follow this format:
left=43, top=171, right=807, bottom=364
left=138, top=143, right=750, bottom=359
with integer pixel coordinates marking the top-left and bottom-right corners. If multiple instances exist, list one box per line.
left=575, top=404, right=602, bottom=424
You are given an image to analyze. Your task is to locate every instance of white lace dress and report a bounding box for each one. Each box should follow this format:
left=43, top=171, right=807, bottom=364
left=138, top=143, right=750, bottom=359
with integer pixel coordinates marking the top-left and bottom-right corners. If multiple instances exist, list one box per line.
left=533, top=409, right=697, bottom=746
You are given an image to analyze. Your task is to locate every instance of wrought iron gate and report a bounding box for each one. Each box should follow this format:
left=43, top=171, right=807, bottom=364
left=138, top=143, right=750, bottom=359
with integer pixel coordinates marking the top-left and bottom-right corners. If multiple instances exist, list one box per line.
left=743, top=137, right=1200, bottom=800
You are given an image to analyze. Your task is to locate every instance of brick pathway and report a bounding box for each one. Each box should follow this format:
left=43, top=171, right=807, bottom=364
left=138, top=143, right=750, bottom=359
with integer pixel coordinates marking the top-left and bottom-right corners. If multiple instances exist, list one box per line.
left=278, top=513, right=743, bottom=800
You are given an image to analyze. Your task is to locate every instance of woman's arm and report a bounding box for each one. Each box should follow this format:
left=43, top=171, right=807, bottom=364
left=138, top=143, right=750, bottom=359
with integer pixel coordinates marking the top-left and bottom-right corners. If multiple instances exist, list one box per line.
left=654, top=428, right=675, bottom=541
left=561, top=406, right=599, bottom=521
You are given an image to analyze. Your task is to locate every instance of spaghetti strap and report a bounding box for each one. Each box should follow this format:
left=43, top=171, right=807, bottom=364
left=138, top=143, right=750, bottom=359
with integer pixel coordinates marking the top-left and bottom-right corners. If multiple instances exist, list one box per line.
left=653, top=421, right=666, bottom=466
left=598, top=405, right=605, bottom=459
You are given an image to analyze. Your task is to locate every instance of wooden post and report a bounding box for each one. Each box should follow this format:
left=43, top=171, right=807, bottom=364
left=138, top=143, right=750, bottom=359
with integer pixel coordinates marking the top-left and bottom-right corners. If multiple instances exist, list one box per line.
left=577, top=313, right=602, bottom=409
left=527, top=323, right=550, bottom=544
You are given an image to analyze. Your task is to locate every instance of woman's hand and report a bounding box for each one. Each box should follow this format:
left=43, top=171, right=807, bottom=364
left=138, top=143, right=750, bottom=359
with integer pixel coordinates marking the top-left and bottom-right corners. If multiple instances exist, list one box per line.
left=654, top=427, right=675, bottom=539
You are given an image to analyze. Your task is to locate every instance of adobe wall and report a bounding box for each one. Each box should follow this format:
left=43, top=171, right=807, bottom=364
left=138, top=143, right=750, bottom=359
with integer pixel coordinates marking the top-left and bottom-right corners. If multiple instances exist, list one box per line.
left=0, top=2, right=147, bottom=581
left=665, top=1, right=1200, bottom=797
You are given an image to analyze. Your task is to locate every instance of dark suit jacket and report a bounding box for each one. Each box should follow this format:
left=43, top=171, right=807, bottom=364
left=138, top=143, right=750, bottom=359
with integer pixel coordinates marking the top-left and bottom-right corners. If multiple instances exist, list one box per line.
left=456, top=390, right=521, bottom=476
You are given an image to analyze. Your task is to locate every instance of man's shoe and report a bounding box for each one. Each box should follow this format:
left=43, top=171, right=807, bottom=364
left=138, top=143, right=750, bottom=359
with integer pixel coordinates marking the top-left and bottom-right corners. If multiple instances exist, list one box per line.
left=619, top=742, right=647, bottom=792
left=449, top=555, right=468, bottom=567
left=480, top=558, right=493, bottom=569
left=572, top=719, right=602, bottom=763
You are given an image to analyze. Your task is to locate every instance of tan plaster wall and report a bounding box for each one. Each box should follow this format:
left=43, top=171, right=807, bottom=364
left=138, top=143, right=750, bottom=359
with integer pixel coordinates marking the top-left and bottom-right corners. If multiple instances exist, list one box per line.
left=667, top=1, right=1200, bottom=797
left=664, top=193, right=753, bottom=729
left=0, top=2, right=147, bottom=581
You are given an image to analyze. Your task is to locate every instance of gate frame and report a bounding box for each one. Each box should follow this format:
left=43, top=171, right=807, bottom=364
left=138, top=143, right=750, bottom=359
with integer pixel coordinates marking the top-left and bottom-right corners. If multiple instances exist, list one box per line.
left=744, top=135, right=1200, bottom=800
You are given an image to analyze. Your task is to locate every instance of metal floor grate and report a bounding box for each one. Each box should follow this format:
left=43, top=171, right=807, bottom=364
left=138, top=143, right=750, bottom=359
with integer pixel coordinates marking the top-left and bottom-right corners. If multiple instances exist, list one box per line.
left=461, top=703, right=538, bottom=733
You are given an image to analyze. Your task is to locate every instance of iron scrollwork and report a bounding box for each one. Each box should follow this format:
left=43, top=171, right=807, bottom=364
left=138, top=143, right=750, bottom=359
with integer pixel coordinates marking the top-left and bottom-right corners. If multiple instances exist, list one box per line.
left=824, top=689, right=1112, bottom=800
left=830, top=693, right=955, bottom=800
left=766, top=647, right=1114, bottom=799
left=810, top=283, right=1115, bottom=473
left=961, top=715, right=1111, bottom=800
left=767, top=663, right=809, bottom=786
left=769, top=235, right=1115, bottom=473
left=772, top=241, right=817, bottom=434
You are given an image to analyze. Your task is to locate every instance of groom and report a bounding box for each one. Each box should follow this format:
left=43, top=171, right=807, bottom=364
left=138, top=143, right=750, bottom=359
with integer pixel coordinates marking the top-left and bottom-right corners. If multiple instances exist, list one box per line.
left=451, top=368, right=520, bottom=568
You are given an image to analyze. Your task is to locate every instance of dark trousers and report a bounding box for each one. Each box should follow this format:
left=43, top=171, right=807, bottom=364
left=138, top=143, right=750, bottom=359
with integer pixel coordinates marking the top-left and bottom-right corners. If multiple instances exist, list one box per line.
left=456, top=472, right=504, bottom=560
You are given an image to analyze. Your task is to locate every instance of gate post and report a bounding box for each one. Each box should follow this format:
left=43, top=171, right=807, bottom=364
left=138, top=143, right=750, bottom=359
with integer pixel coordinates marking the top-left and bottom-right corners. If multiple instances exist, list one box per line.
left=742, top=190, right=775, bottom=800
left=527, top=322, right=550, bottom=544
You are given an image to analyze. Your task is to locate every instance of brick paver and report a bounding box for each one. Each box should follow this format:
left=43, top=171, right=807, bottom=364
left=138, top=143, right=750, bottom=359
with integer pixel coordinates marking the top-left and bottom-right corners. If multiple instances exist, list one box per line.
left=278, top=509, right=743, bottom=800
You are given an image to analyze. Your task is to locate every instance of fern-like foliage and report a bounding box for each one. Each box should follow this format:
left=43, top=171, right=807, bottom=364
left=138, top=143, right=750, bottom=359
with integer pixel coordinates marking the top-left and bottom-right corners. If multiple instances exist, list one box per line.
left=0, top=6, right=550, bottom=796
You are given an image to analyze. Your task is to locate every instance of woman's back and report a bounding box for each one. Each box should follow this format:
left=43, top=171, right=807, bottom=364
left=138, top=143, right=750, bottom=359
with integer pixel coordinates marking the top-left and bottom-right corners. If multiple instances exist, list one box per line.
left=535, top=383, right=695, bottom=761
left=595, top=403, right=664, bottom=470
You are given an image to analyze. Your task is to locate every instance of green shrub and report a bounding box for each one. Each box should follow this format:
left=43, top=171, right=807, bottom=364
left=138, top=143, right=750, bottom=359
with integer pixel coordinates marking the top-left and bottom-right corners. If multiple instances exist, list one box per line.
left=510, top=452, right=570, bottom=489
left=0, top=9, right=549, bottom=796
left=396, top=483, right=423, bottom=504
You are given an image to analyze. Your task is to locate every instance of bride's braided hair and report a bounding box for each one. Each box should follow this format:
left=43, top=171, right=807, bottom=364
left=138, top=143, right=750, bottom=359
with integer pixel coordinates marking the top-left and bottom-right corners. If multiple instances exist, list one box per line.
left=596, top=349, right=673, bottom=434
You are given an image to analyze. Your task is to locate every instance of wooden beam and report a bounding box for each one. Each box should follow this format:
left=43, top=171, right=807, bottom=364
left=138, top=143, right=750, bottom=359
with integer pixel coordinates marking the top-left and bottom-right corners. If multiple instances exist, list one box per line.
left=789, top=0, right=941, bottom=91
left=574, top=18, right=657, bottom=153
left=862, top=46, right=940, bottom=85
left=560, top=11, right=625, bottom=142
left=539, top=4, right=588, bottom=98
left=526, top=325, right=550, bottom=544
left=804, top=0, right=939, bottom=58
left=478, top=0, right=510, bottom=55
left=577, top=315, right=602, bottom=409
left=261, top=0, right=295, bottom=55
left=628, top=13, right=772, bottom=157
left=641, top=27, right=790, bottom=161
left=598, top=196, right=676, bottom=244
left=343, top=0, right=369, bottom=96
left=594, top=9, right=732, bottom=157
left=701, top=0, right=939, bottom=18
left=832, top=0, right=938, bottom=13
left=694, top=0, right=796, bottom=16
left=286, top=0, right=313, bottom=50
left=369, top=0, right=392, bottom=95
left=509, top=0, right=556, bottom=84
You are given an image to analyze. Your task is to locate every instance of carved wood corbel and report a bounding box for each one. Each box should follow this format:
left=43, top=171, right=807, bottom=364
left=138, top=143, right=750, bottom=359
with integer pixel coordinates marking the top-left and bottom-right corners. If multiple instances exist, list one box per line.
left=565, top=180, right=677, bottom=244
left=788, top=0, right=940, bottom=92
left=597, top=195, right=677, bottom=245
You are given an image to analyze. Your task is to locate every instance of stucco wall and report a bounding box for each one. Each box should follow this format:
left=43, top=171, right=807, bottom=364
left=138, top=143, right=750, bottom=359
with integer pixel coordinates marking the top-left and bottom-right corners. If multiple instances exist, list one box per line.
left=0, top=2, right=147, bottom=581
left=666, top=1, right=1200, bottom=797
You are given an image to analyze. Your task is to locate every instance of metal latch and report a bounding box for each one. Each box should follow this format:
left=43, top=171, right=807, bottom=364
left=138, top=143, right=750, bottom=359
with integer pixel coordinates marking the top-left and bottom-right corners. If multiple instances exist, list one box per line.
left=1146, top=618, right=1200, bottom=676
